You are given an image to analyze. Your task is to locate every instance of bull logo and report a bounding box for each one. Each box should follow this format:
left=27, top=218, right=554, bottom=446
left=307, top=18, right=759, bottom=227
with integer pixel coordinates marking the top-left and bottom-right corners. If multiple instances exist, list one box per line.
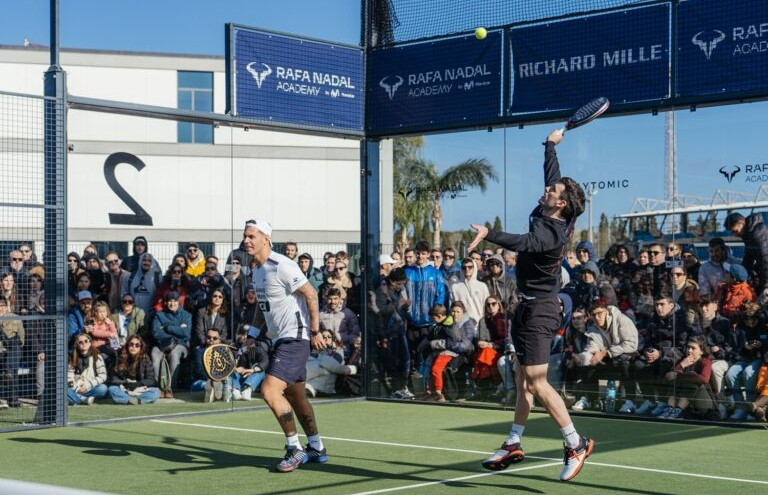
left=692, top=30, right=726, bottom=60
left=379, top=75, right=404, bottom=100
left=246, top=62, right=272, bottom=89
left=719, top=165, right=741, bottom=183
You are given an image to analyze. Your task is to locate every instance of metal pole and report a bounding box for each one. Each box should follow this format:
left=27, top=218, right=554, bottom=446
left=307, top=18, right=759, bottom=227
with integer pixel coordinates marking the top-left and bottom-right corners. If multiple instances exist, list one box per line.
left=38, top=0, right=67, bottom=426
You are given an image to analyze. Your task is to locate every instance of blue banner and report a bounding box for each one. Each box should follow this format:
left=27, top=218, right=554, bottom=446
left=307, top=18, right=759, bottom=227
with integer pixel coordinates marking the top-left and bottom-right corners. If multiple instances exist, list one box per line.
left=678, top=0, right=768, bottom=98
left=367, top=32, right=503, bottom=134
left=509, top=4, right=670, bottom=115
left=229, top=26, right=363, bottom=132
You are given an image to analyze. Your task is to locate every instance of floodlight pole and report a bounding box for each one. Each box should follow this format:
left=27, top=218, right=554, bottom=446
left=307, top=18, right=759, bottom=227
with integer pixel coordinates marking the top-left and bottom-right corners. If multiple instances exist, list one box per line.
left=39, top=0, right=68, bottom=426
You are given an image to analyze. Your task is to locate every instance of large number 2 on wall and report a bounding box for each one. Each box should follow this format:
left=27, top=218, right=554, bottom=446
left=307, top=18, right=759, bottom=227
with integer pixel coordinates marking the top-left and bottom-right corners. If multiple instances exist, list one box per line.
left=103, top=152, right=154, bottom=226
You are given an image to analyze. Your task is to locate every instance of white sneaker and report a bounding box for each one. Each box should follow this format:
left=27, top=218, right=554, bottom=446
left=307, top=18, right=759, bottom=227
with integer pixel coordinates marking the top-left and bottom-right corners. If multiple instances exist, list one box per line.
left=241, top=387, right=253, bottom=401
left=213, top=381, right=223, bottom=400
left=232, top=388, right=242, bottom=400
left=400, top=388, right=415, bottom=400
left=560, top=436, right=595, bottom=482
left=571, top=396, right=591, bottom=411
left=619, top=400, right=636, bottom=413
left=305, top=383, right=317, bottom=398
left=204, top=382, right=215, bottom=403
left=84, top=396, right=95, bottom=406
left=635, top=399, right=653, bottom=415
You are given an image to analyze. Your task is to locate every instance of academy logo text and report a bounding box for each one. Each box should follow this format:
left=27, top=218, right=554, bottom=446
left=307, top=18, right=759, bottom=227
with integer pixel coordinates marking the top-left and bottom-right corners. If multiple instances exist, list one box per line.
left=723, top=162, right=768, bottom=183
left=692, top=23, right=768, bottom=59
left=379, top=64, right=493, bottom=100
left=246, top=62, right=357, bottom=99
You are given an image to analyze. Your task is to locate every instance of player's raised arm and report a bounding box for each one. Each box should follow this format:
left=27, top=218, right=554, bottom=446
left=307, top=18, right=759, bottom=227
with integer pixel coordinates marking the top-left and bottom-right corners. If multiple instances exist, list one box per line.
left=544, top=129, right=564, bottom=186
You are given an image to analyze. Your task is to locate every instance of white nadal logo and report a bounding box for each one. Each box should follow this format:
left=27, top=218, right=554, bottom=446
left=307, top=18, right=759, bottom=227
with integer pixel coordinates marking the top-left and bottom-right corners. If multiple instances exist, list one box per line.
left=246, top=62, right=273, bottom=88
left=692, top=30, right=726, bottom=60
left=379, top=75, right=404, bottom=100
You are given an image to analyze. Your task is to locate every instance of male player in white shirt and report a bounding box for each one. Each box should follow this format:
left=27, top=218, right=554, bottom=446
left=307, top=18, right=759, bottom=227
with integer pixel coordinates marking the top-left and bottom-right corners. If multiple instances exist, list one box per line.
left=242, top=219, right=327, bottom=473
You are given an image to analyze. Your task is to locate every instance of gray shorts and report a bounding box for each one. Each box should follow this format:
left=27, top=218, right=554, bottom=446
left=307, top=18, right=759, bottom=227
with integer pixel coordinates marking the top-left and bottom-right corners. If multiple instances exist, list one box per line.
left=267, top=338, right=310, bottom=385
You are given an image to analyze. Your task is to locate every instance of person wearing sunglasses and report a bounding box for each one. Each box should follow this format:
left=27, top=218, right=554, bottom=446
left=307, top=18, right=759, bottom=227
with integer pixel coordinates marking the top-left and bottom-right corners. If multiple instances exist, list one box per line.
left=450, top=258, right=489, bottom=329
left=193, top=256, right=230, bottom=310
left=104, top=251, right=130, bottom=311
left=66, top=333, right=108, bottom=406
left=108, top=335, right=160, bottom=405
left=184, top=242, right=205, bottom=278
left=467, top=129, right=594, bottom=482
left=150, top=291, right=192, bottom=398
left=125, top=253, right=162, bottom=315
left=193, top=288, right=231, bottom=388
left=111, top=295, right=148, bottom=347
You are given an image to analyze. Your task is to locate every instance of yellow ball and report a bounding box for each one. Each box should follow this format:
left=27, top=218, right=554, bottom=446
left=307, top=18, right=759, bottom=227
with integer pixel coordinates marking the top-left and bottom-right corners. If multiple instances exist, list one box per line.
left=475, top=27, right=487, bottom=40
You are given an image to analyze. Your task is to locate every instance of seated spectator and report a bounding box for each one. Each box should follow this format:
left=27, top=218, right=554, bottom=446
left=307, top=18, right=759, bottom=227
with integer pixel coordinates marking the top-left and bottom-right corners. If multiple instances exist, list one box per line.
left=305, top=331, right=357, bottom=397
left=225, top=251, right=247, bottom=317
left=749, top=355, right=768, bottom=422
left=107, top=335, right=160, bottom=405
left=0, top=297, right=24, bottom=408
left=629, top=276, right=655, bottom=330
left=125, top=253, right=162, bottom=314
left=67, top=333, right=108, bottom=405
left=571, top=261, right=600, bottom=311
left=194, top=289, right=230, bottom=385
left=473, top=296, right=507, bottom=398
left=715, top=264, right=756, bottom=320
left=82, top=253, right=109, bottom=302
left=320, top=260, right=359, bottom=315
left=657, top=336, right=716, bottom=420
left=231, top=326, right=270, bottom=401
left=548, top=293, right=573, bottom=398
left=559, top=307, right=591, bottom=402
left=67, top=252, right=85, bottom=296
left=571, top=301, right=638, bottom=412
left=103, top=251, right=129, bottom=311
left=151, top=291, right=191, bottom=398
left=192, top=257, right=230, bottom=310
left=67, top=290, right=93, bottom=345
left=110, top=294, right=149, bottom=348
left=87, top=301, right=120, bottom=370
left=681, top=246, right=701, bottom=284
left=725, top=302, right=765, bottom=420
left=202, top=328, right=227, bottom=403
left=697, top=295, right=730, bottom=402
left=422, top=304, right=458, bottom=403
left=153, top=263, right=195, bottom=313
left=319, top=288, right=360, bottom=358
left=447, top=301, right=477, bottom=400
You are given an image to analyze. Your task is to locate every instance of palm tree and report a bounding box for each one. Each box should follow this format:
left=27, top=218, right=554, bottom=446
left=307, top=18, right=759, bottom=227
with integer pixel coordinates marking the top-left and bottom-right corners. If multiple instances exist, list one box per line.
left=393, top=138, right=431, bottom=252
left=426, top=158, right=498, bottom=248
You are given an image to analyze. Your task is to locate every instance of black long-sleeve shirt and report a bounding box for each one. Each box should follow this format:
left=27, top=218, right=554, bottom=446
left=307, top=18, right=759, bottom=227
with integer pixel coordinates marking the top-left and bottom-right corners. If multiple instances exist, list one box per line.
left=485, top=142, right=572, bottom=298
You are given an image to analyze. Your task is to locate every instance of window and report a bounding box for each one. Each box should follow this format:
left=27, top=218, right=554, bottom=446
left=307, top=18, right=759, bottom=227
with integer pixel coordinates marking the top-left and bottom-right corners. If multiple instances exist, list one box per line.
left=177, top=71, right=213, bottom=144
left=89, top=241, right=129, bottom=260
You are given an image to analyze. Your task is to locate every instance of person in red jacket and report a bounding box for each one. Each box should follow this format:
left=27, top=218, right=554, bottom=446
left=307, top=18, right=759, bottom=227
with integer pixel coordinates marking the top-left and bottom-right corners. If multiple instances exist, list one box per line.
left=714, top=264, right=756, bottom=320
left=657, top=336, right=716, bottom=420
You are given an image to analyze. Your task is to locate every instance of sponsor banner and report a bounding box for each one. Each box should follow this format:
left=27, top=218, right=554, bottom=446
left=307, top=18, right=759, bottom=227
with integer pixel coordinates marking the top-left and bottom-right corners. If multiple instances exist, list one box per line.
left=678, top=0, right=768, bottom=98
left=509, top=4, right=670, bottom=115
left=367, top=32, right=503, bottom=134
left=229, top=25, right=363, bottom=132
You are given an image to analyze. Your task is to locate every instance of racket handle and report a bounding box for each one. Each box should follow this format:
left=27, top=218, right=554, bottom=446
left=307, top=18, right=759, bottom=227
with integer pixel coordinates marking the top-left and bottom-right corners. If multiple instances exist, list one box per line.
left=558, top=126, right=566, bottom=135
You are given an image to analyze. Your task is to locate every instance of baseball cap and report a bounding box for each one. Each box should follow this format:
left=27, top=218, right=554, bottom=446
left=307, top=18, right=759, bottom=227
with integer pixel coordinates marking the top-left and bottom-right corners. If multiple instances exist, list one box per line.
left=245, top=218, right=272, bottom=237
left=379, top=254, right=396, bottom=265
left=77, top=290, right=93, bottom=301
left=165, top=291, right=180, bottom=301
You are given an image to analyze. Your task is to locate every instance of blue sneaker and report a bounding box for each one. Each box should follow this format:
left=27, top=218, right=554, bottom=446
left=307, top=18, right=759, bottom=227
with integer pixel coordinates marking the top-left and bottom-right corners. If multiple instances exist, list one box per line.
left=651, top=402, right=668, bottom=416
left=276, top=446, right=307, bottom=473
left=305, top=444, right=329, bottom=463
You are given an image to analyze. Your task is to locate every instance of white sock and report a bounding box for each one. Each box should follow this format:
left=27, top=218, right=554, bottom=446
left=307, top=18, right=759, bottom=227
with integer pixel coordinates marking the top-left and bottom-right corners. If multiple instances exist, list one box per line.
left=307, top=434, right=324, bottom=450
left=560, top=423, right=580, bottom=449
left=506, top=423, right=525, bottom=445
left=286, top=434, right=302, bottom=449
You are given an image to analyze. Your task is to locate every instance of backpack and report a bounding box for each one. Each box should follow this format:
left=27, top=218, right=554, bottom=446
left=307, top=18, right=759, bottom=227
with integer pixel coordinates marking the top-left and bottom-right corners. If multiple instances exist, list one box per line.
left=158, top=355, right=172, bottom=393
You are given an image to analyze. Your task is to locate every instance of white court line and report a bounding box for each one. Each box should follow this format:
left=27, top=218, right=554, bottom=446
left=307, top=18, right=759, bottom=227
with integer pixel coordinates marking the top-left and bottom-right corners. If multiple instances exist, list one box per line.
left=346, top=462, right=562, bottom=495
left=150, top=419, right=768, bottom=487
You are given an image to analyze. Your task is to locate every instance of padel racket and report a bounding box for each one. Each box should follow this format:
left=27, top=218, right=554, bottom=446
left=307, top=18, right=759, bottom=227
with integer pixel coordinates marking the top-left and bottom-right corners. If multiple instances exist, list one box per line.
left=203, top=343, right=237, bottom=381
left=560, top=97, right=610, bottom=134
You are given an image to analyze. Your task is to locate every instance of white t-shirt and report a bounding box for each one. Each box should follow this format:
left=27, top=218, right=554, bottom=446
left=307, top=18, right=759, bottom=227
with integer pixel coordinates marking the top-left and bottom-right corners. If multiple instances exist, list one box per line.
left=251, top=251, right=310, bottom=342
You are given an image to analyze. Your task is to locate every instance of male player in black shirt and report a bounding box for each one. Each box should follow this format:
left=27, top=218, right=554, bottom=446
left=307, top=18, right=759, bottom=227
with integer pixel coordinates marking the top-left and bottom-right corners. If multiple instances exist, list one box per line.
left=467, top=129, right=594, bottom=482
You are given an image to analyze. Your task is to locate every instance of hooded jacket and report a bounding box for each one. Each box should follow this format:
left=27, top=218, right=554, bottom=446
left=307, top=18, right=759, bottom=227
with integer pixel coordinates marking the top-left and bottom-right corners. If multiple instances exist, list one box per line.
left=741, top=213, right=768, bottom=291
left=319, top=302, right=361, bottom=349
left=299, top=253, right=324, bottom=292
left=583, top=305, right=639, bottom=357
left=121, top=236, right=148, bottom=273
left=450, top=264, right=489, bottom=326
left=405, top=263, right=446, bottom=328
left=481, top=254, right=518, bottom=306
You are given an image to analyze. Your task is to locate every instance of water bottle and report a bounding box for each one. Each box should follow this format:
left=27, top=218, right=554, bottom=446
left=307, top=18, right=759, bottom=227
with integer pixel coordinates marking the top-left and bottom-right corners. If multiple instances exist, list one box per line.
left=604, top=379, right=616, bottom=413
left=223, top=377, right=233, bottom=403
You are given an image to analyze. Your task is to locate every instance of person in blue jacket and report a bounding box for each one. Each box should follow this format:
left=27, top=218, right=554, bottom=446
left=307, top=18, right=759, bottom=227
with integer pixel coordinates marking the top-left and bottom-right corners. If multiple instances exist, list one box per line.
left=150, top=291, right=191, bottom=397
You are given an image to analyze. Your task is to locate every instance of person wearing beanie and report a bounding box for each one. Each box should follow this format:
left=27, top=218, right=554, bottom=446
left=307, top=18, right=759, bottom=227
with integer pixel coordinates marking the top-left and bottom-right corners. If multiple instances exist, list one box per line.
left=715, top=264, right=756, bottom=319
left=120, top=236, right=148, bottom=273
left=298, top=253, right=324, bottom=292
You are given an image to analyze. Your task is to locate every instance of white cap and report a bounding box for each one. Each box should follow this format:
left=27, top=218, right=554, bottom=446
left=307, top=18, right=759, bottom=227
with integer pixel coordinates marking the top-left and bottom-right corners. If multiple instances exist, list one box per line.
left=379, top=254, right=396, bottom=265
left=245, top=218, right=272, bottom=237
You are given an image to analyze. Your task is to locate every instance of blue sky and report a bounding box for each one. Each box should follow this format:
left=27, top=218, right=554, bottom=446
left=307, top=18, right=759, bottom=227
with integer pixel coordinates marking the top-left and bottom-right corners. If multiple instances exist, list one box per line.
left=1, top=1, right=764, bottom=237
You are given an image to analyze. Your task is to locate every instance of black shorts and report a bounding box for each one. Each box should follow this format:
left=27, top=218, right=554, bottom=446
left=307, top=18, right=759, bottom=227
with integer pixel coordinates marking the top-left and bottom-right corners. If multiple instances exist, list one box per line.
left=511, top=296, right=561, bottom=366
left=267, top=338, right=310, bottom=385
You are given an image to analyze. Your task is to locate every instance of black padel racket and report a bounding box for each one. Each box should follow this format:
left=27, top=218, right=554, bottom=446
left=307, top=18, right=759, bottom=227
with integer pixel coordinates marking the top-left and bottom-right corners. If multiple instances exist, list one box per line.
left=203, top=343, right=237, bottom=381
left=560, top=97, right=610, bottom=134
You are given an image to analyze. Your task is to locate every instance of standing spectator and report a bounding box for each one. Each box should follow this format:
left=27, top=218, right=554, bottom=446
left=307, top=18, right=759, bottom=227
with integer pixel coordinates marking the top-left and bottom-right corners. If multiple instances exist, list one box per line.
left=0, top=297, right=24, bottom=408
left=66, top=333, right=108, bottom=406
left=82, top=253, right=109, bottom=301
left=225, top=251, right=247, bottom=318
left=120, top=236, right=148, bottom=273
left=725, top=212, right=768, bottom=304
left=151, top=291, right=192, bottom=397
left=404, top=248, right=416, bottom=267
left=298, top=253, right=324, bottom=292
left=319, top=288, right=360, bottom=359
left=390, top=251, right=403, bottom=268
left=715, top=264, right=756, bottom=320
left=7, top=251, right=28, bottom=305
left=503, top=250, right=518, bottom=281
left=104, top=251, right=130, bottom=311
left=185, top=242, right=205, bottom=278
left=440, top=248, right=461, bottom=285
left=67, top=252, right=84, bottom=296
left=283, top=242, right=299, bottom=262
left=18, top=243, right=41, bottom=270
left=110, top=294, right=148, bottom=347
left=374, top=268, right=412, bottom=399
left=107, top=335, right=160, bottom=405
left=666, top=242, right=682, bottom=262
left=22, top=275, right=45, bottom=400
left=125, top=253, right=161, bottom=315
left=450, top=258, right=489, bottom=328
left=430, top=249, right=443, bottom=270
left=322, top=254, right=336, bottom=279
left=378, top=253, right=397, bottom=287
left=698, top=237, right=736, bottom=297
left=645, top=242, right=670, bottom=297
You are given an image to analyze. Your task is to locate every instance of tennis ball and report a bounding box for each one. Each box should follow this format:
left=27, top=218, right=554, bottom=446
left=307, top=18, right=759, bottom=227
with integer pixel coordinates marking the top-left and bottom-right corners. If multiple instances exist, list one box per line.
left=475, top=27, right=487, bottom=40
